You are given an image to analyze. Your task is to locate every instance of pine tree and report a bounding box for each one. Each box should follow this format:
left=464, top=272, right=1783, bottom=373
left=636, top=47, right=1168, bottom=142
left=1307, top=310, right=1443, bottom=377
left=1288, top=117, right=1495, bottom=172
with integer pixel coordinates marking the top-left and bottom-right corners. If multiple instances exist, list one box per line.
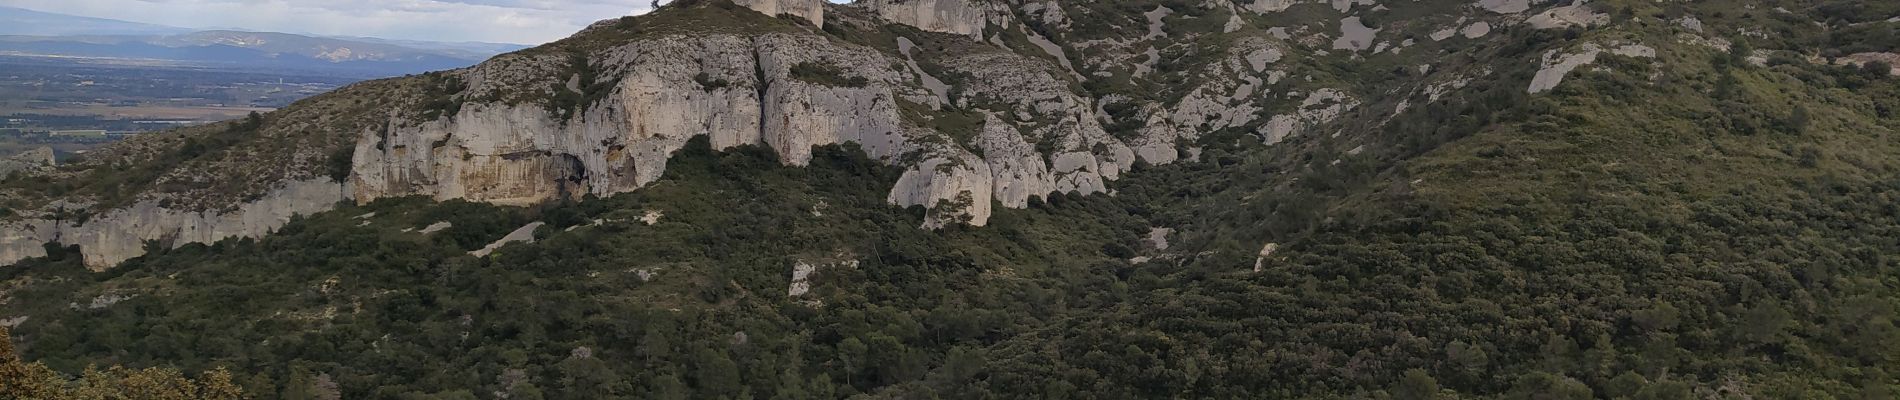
left=1393, top=369, right=1441, bottom=400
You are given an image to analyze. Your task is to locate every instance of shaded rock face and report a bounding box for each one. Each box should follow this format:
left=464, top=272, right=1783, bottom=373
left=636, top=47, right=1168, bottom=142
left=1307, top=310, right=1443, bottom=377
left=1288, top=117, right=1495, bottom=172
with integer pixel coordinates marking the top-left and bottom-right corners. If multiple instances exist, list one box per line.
left=858, top=0, right=997, bottom=38
left=355, top=28, right=1142, bottom=230
left=0, top=178, right=346, bottom=269
left=733, top=0, right=827, bottom=27
left=0, top=147, right=53, bottom=177
left=354, top=34, right=914, bottom=207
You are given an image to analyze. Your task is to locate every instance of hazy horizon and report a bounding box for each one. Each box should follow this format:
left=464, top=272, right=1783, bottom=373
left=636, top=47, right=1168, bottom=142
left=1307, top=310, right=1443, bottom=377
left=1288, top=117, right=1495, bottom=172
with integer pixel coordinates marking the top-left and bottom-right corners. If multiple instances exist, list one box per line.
left=3, top=0, right=661, bottom=45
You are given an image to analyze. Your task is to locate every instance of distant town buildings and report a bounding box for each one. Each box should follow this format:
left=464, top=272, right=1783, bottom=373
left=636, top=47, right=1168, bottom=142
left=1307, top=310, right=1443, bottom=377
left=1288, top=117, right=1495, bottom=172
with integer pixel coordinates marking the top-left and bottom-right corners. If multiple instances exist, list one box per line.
left=51, top=130, right=108, bottom=138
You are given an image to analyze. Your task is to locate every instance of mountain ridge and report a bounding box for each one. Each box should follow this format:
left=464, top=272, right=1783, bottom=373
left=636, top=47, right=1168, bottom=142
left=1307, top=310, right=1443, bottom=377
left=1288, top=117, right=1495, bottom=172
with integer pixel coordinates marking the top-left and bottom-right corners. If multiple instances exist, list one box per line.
left=1, top=0, right=1898, bottom=397
left=0, top=7, right=532, bottom=76
left=0, top=5, right=188, bottom=36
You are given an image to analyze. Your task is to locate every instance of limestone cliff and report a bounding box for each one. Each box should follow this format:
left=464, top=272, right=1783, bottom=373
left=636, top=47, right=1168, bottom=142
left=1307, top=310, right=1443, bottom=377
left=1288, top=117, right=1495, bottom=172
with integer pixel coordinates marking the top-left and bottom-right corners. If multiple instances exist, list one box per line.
left=347, top=30, right=1114, bottom=229
left=1, top=179, right=346, bottom=269
left=857, top=0, right=999, bottom=39
left=733, top=0, right=826, bottom=27
left=0, top=0, right=1650, bottom=268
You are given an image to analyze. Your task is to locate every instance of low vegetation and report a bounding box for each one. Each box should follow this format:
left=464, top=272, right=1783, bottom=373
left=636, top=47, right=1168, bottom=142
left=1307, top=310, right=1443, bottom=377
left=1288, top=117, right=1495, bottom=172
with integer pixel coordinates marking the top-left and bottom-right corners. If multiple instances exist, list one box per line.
left=3, top=0, right=1898, bottom=398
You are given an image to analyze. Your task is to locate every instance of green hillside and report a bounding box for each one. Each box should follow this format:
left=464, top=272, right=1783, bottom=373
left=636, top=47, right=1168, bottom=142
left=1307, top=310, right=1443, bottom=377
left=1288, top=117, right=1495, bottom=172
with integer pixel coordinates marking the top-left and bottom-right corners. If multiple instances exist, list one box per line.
left=2, top=0, right=1898, bottom=398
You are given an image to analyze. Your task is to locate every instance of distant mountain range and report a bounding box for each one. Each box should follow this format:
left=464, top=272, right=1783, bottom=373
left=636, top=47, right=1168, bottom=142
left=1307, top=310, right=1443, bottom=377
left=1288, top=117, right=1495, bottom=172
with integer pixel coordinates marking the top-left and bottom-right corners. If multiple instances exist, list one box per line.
left=0, top=6, right=529, bottom=76
left=0, top=6, right=186, bottom=36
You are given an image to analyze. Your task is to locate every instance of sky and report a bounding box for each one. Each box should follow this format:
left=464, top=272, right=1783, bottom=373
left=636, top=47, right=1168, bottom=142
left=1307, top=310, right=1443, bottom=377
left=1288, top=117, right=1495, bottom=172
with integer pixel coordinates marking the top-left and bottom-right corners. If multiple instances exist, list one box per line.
left=5, top=0, right=675, bottom=45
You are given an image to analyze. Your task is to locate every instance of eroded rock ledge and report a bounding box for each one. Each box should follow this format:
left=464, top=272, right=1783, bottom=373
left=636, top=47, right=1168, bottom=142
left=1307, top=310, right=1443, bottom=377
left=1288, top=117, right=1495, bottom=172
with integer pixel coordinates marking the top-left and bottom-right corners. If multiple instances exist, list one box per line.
left=0, top=2, right=1163, bottom=268
left=0, top=179, right=346, bottom=269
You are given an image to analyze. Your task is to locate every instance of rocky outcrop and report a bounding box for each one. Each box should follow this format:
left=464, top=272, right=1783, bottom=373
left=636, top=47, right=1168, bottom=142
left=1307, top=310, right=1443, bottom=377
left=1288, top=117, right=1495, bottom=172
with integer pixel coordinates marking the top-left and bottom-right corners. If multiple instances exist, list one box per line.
left=857, top=0, right=996, bottom=38
left=471, top=222, right=544, bottom=257
left=788, top=258, right=856, bottom=301
left=15, top=0, right=1502, bottom=269
left=1254, top=243, right=1279, bottom=272
left=889, top=150, right=994, bottom=227
left=1527, top=3, right=1608, bottom=30
left=1245, top=0, right=1372, bottom=14
left=733, top=0, right=826, bottom=27
left=1332, top=17, right=1380, bottom=52
left=1475, top=0, right=1528, bottom=14
left=357, top=30, right=1143, bottom=231
left=941, top=51, right=1136, bottom=195
left=1529, top=43, right=1655, bottom=93
left=0, top=147, right=53, bottom=176
left=1838, top=53, right=1900, bottom=76
left=0, top=178, right=347, bottom=269
left=5, top=20, right=1178, bottom=268
left=353, top=34, right=915, bottom=206
left=1262, top=89, right=1358, bottom=145
left=1130, top=37, right=1288, bottom=164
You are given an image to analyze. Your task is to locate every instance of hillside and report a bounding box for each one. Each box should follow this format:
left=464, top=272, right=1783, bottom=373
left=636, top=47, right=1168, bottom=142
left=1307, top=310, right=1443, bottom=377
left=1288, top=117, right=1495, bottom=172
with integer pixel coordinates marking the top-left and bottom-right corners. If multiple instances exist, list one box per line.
left=0, top=6, right=187, bottom=36
left=2, top=0, right=1898, bottom=398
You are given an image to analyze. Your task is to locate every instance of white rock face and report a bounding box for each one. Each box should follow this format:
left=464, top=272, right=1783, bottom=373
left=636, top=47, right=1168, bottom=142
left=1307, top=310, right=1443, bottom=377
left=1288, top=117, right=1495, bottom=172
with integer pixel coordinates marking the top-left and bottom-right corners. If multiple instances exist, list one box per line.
left=353, top=30, right=1145, bottom=232
left=788, top=261, right=818, bottom=297
left=940, top=51, right=1136, bottom=199
left=418, top=221, right=454, bottom=234
left=975, top=115, right=1056, bottom=209
left=1528, top=43, right=1656, bottom=93
left=1461, top=22, right=1492, bottom=38
left=1678, top=16, right=1704, bottom=32
left=732, top=0, right=826, bottom=27
left=858, top=0, right=994, bottom=38
left=1132, top=37, right=1286, bottom=164
left=1528, top=4, right=1609, bottom=29
left=1476, top=0, right=1528, bottom=14
left=6, top=18, right=1199, bottom=268
left=897, top=37, right=952, bottom=108
left=788, top=259, right=856, bottom=298
left=1143, top=6, right=1172, bottom=41
left=354, top=34, right=913, bottom=205
left=1254, top=243, right=1279, bottom=272
left=1261, top=89, right=1358, bottom=144
left=1332, top=17, right=1380, bottom=52
left=1247, top=48, right=1284, bottom=72
left=1246, top=0, right=1301, bottom=14
left=471, top=221, right=544, bottom=257
left=1242, top=0, right=1371, bottom=13
left=0, top=178, right=347, bottom=269
left=889, top=152, right=994, bottom=228
left=1145, top=227, right=1173, bottom=251
left=1430, top=27, right=1458, bottom=42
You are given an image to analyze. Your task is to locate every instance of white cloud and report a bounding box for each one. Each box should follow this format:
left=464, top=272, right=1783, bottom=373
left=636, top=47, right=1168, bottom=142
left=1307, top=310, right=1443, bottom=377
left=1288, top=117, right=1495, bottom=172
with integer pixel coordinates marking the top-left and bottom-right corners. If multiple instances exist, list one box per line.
left=8, top=0, right=660, bottom=44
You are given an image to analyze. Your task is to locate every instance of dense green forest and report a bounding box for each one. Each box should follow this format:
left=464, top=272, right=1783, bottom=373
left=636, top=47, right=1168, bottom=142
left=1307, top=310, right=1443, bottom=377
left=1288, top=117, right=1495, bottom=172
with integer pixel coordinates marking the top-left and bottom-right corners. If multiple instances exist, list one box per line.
left=2, top=0, right=1899, bottom=398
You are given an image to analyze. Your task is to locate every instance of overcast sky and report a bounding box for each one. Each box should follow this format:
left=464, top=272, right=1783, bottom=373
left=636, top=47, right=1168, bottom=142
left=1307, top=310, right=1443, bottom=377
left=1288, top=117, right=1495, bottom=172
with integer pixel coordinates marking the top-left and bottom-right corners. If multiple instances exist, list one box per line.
left=7, top=0, right=679, bottom=44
